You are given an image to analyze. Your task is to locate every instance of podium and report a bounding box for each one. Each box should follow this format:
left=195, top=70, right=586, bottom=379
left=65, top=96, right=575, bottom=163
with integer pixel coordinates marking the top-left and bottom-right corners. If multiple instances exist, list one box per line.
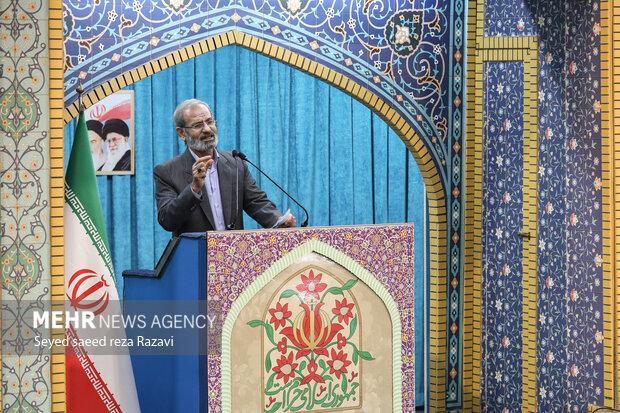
left=124, top=224, right=415, bottom=413
left=123, top=234, right=207, bottom=412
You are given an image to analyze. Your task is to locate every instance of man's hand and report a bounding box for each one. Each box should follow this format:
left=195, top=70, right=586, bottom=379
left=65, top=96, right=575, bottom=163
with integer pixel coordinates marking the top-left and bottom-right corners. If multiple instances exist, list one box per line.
left=278, top=214, right=296, bottom=228
left=191, top=155, right=213, bottom=194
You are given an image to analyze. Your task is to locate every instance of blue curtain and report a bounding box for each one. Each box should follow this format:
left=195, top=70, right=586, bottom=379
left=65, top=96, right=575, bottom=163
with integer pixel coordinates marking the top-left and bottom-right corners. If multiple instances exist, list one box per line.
left=65, top=45, right=426, bottom=405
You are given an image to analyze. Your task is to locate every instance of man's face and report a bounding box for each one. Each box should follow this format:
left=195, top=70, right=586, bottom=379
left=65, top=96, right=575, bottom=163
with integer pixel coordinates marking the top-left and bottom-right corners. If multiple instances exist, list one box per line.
left=106, top=132, right=128, bottom=155
left=179, top=104, right=218, bottom=153
left=88, top=130, right=104, bottom=155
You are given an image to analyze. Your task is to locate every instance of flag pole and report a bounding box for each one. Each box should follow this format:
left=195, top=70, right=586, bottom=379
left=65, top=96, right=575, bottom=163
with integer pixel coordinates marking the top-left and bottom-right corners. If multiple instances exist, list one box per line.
left=76, top=81, right=84, bottom=112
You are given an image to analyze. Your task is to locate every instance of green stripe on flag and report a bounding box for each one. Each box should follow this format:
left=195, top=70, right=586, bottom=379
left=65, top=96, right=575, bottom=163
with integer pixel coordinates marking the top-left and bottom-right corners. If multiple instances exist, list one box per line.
left=65, top=184, right=115, bottom=280
left=65, top=112, right=111, bottom=253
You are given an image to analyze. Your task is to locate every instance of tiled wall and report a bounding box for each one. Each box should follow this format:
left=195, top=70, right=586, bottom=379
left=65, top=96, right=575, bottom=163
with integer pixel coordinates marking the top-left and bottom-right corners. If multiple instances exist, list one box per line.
left=15, top=0, right=612, bottom=411
left=469, top=0, right=607, bottom=411
left=0, top=0, right=52, bottom=410
left=481, top=60, right=525, bottom=412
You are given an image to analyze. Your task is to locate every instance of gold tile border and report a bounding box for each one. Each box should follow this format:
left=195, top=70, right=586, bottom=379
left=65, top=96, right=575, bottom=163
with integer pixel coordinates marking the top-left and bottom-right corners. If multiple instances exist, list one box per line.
left=602, top=0, right=619, bottom=408
left=521, top=42, right=539, bottom=412
left=49, top=0, right=66, bottom=410
left=463, top=1, right=481, bottom=409
left=60, top=29, right=449, bottom=411
left=464, top=1, right=539, bottom=411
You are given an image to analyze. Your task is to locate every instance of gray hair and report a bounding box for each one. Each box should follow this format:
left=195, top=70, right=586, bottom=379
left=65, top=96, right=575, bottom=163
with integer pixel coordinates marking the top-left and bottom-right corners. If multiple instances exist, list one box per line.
left=173, top=99, right=212, bottom=128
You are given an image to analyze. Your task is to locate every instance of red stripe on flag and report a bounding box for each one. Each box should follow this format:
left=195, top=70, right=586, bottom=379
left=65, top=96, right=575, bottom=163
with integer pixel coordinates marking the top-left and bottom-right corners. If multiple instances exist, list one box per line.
left=66, top=326, right=123, bottom=413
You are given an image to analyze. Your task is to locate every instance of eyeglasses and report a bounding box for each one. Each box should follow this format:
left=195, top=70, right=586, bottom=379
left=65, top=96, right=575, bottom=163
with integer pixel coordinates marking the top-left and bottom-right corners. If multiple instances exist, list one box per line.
left=183, top=119, right=217, bottom=131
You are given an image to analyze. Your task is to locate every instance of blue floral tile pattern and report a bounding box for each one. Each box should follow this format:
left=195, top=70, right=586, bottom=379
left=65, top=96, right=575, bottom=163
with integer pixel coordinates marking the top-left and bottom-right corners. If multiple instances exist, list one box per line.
left=536, top=1, right=569, bottom=411
left=564, top=0, right=604, bottom=407
left=482, top=61, right=524, bottom=413
left=480, top=0, right=604, bottom=410
left=485, top=0, right=537, bottom=37
left=536, top=0, right=603, bottom=411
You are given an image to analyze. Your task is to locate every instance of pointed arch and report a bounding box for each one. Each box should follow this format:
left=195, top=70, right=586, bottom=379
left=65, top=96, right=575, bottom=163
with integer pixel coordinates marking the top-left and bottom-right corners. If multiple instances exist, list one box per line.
left=57, top=29, right=449, bottom=409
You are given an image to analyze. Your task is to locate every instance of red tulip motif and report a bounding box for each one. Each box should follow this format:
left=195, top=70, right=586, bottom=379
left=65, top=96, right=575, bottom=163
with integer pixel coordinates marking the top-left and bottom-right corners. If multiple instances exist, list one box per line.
left=281, top=302, right=343, bottom=359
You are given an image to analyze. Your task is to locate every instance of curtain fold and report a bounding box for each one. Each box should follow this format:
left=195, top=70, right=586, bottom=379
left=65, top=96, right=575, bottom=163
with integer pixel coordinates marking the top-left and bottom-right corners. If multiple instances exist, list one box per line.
left=65, top=45, right=426, bottom=405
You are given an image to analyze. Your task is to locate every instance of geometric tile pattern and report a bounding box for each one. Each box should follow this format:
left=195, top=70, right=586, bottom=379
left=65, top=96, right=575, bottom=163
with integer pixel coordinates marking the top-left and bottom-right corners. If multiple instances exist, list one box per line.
left=61, top=0, right=467, bottom=407
left=0, top=0, right=51, bottom=411
left=49, top=1, right=67, bottom=410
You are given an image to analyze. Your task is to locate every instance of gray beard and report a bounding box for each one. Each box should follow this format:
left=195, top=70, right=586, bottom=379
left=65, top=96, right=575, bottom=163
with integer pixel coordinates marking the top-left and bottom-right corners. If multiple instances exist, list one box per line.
left=101, top=142, right=129, bottom=170
left=185, top=131, right=218, bottom=153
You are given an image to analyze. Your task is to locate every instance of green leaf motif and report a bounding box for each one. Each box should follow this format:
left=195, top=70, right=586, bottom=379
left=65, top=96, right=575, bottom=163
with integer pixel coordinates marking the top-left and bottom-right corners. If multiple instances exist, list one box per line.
left=319, top=359, right=326, bottom=369
left=326, top=286, right=343, bottom=296
left=247, top=320, right=275, bottom=345
left=352, top=350, right=359, bottom=365
left=265, top=324, right=275, bottom=345
left=299, top=360, right=307, bottom=372
left=0, top=85, right=40, bottom=135
left=358, top=351, right=374, bottom=361
left=279, top=289, right=297, bottom=299
left=341, top=279, right=358, bottom=290
left=266, top=372, right=275, bottom=390
left=341, top=373, right=348, bottom=393
left=265, top=353, right=272, bottom=373
left=349, top=315, right=357, bottom=337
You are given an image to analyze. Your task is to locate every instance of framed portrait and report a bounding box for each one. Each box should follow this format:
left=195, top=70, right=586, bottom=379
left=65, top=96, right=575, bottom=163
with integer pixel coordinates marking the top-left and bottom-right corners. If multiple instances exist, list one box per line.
left=84, top=90, right=135, bottom=175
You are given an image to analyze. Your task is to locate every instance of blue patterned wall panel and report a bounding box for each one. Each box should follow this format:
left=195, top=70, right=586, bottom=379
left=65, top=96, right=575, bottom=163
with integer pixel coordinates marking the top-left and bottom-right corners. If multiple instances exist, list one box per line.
left=535, top=2, right=568, bottom=410
left=535, top=0, right=603, bottom=411
left=482, top=61, right=524, bottom=413
left=485, top=0, right=536, bottom=37
left=481, top=0, right=604, bottom=410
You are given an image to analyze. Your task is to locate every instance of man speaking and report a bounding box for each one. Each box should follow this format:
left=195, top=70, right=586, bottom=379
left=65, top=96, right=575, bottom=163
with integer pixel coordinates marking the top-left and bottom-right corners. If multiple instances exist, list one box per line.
left=154, top=99, right=296, bottom=235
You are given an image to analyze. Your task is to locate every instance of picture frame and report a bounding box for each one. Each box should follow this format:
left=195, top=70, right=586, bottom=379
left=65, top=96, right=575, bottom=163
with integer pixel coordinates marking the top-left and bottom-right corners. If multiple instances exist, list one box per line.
left=84, top=90, right=135, bottom=175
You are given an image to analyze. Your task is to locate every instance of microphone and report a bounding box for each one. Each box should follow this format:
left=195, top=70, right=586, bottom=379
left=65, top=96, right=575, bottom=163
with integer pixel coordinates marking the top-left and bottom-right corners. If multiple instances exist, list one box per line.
left=232, top=150, right=309, bottom=227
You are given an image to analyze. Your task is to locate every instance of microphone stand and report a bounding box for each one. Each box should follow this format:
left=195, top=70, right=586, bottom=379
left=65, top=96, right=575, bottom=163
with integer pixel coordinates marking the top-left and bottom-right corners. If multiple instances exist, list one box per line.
left=233, top=151, right=309, bottom=227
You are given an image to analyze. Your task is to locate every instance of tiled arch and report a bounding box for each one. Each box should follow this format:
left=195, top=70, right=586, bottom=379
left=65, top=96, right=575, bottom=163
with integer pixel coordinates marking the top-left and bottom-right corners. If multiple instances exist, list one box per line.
left=57, top=30, right=450, bottom=411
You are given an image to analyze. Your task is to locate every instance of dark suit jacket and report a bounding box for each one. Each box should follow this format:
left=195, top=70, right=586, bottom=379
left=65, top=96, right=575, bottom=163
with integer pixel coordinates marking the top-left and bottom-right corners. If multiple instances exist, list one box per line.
left=154, top=148, right=282, bottom=235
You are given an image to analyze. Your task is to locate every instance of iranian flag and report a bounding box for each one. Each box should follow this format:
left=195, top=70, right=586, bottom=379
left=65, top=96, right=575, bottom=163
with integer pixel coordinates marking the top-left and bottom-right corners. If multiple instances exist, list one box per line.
left=65, top=112, right=140, bottom=412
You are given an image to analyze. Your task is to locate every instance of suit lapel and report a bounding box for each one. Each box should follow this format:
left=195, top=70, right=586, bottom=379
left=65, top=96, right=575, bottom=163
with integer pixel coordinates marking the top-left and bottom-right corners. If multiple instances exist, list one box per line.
left=182, top=149, right=216, bottom=229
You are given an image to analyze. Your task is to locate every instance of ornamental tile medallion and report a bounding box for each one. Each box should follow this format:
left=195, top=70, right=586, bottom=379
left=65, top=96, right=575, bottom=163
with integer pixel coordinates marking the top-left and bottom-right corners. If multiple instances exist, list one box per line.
left=279, top=0, right=312, bottom=18
left=384, top=10, right=424, bottom=58
left=250, top=267, right=369, bottom=412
